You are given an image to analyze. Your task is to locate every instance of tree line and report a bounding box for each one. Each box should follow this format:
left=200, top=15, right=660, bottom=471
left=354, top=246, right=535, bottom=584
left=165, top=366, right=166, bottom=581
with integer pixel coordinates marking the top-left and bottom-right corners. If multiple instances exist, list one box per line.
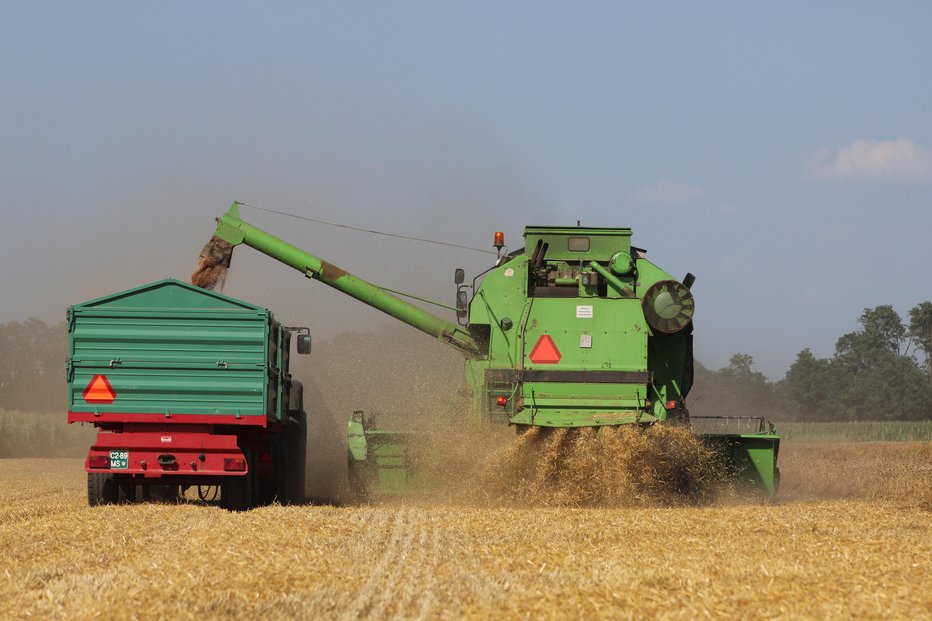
left=1, top=302, right=930, bottom=421
left=690, top=303, right=932, bottom=421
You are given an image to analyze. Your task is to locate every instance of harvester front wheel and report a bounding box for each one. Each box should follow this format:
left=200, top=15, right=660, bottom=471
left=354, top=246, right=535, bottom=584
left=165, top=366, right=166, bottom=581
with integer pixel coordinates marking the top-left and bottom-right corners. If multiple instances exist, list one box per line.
left=88, top=473, right=119, bottom=506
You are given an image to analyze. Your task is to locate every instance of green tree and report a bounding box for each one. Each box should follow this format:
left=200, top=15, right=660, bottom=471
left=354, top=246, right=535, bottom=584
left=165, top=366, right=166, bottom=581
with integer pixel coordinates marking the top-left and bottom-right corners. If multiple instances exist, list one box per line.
left=686, top=356, right=776, bottom=420
left=858, top=305, right=907, bottom=355
left=908, top=301, right=932, bottom=374
left=717, top=354, right=775, bottom=417
left=780, top=348, right=838, bottom=420
left=780, top=305, right=932, bottom=421
left=830, top=306, right=927, bottom=420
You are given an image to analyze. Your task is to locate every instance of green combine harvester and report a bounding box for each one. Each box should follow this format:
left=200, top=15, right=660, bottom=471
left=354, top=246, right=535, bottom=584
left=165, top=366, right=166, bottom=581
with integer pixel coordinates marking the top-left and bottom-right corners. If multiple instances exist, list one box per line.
left=203, top=202, right=780, bottom=497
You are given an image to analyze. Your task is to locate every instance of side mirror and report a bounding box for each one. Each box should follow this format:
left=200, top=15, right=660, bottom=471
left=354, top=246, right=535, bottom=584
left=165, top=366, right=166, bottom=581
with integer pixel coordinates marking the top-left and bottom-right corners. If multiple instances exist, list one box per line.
left=456, top=290, right=469, bottom=320
left=296, top=334, right=312, bottom=355
left=454, top=268, right=465, bottom=285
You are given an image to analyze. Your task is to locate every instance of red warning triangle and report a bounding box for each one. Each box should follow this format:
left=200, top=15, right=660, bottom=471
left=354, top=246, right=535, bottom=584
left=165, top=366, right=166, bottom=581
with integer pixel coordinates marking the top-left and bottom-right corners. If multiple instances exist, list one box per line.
left=529, top=334, right=562, bottom=364
left=83, top=374, right=116, bottom=404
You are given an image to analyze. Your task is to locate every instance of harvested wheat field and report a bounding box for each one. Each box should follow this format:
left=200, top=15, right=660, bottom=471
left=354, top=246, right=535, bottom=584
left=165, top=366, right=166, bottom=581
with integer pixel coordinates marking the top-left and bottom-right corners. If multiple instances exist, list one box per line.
left=1, top=441, right=930, bottom=620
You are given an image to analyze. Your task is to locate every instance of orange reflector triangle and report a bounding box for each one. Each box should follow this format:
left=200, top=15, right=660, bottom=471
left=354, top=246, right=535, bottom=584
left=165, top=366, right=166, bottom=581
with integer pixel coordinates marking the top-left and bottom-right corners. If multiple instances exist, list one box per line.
left=83, top=374, right=116, bottom=404
left=529, top=334, right=562, bottom=364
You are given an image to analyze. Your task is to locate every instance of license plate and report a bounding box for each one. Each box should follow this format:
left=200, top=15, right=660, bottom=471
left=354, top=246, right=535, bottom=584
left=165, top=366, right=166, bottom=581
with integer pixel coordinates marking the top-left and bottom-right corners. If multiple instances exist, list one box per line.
left=109, top=450, right=129, bottom=470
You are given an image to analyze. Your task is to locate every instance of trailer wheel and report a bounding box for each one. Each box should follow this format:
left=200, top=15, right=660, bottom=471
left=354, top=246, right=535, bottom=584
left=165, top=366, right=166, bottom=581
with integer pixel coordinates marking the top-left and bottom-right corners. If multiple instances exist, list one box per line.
left=220, top=452, right=254, bottom=511
left=88, top=473, right=119, bottom=506
left=289, top=381, right=304, bottom=415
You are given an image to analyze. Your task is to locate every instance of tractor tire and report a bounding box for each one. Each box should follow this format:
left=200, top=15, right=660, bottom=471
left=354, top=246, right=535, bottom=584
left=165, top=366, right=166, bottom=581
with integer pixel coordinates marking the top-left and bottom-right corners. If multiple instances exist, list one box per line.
left=88, top=473, right=119, bottom=506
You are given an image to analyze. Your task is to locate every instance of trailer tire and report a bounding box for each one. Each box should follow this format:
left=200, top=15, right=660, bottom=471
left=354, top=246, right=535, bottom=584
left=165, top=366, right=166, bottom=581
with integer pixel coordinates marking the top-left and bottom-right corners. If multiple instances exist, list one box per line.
left=88, top=473, right=119, bottom=506
left=220, top=452, right=254, bottom=511
left=289, top=381, right=304, bottom=415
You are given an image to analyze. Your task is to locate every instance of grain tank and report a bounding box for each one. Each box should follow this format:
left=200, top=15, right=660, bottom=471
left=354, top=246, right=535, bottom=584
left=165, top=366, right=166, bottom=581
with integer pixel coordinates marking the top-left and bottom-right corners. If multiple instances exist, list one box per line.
left=203, top=202, right=780, bottom=494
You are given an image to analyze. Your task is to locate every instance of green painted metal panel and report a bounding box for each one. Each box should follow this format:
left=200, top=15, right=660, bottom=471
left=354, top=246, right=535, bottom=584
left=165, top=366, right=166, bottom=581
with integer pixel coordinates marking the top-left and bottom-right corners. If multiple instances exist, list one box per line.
left=523, top=297, right=648, bottom=371
left=347, top=416, right=418, bottom=496
left=514, top=297, right=649, bottom=426
left=693, top=418, right=781, bottom=496
left=67, top=279, right=278, bottom=420
left=73, top=278, right=264, bottom=311
left=524, top=226, right=632, bottom=262
left=702, top=434, right=781, bottom=495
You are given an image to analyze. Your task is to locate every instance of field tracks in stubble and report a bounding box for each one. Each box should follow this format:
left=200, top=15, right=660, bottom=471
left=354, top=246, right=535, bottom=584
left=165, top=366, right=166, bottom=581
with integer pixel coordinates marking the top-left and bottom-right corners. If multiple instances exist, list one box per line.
left=339, top=505, right=416, bottom=620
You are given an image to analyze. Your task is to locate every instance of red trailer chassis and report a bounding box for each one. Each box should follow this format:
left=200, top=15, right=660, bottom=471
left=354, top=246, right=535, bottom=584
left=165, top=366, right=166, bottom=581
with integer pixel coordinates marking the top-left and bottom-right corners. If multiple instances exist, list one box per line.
left=68, top=411, right=304, bottom=510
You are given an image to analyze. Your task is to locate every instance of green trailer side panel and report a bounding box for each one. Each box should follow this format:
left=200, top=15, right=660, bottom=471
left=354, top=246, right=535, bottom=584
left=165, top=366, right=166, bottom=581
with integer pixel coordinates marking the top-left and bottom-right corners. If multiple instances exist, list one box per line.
left=67, top=279, right=278, bottom=419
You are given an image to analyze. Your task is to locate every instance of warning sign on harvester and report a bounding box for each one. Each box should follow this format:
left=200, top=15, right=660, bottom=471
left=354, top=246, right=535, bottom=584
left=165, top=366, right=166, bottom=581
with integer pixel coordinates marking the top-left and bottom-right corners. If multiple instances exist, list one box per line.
left=529, top=335, right=562, bottom=364
left=83, top=374, right=116, bottom=404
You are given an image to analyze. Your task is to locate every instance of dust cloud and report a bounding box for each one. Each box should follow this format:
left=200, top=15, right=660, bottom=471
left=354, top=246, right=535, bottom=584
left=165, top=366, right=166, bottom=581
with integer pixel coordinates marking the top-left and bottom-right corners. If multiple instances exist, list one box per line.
left=283, top=326, right=727, bottom=508
left=301, top=381, right=349, bottom=504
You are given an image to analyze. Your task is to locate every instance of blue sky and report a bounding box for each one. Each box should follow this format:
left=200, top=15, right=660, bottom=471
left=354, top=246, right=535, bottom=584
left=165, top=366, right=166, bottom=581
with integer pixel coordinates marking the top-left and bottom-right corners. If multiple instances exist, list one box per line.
left=1, top=1, right=930, bottom=377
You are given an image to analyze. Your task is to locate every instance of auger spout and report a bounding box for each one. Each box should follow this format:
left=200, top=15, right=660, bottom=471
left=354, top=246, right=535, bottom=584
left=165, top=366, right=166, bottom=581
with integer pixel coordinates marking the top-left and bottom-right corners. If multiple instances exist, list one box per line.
left=203, top=202, right=482, bottom=358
